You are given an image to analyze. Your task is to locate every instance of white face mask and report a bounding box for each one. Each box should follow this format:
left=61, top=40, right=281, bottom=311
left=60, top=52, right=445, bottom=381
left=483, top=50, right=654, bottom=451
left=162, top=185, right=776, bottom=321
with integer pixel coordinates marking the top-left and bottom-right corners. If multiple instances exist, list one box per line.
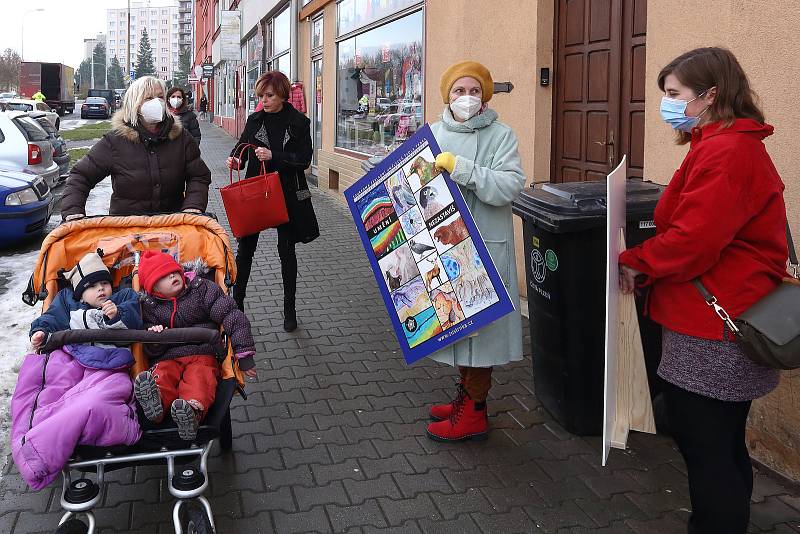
left=450, top=95, right=482, bottom=121
left=140, top=97, right=165, bottom=123
left=169, top=96, right=183, bottom=109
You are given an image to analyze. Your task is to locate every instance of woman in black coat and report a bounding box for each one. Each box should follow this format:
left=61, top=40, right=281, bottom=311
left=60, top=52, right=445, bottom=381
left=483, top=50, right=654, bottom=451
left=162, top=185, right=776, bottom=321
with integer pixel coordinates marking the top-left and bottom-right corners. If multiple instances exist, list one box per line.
left=226, top=70, right=318, bottom=331
left=167, top=87, right=201, bottom=143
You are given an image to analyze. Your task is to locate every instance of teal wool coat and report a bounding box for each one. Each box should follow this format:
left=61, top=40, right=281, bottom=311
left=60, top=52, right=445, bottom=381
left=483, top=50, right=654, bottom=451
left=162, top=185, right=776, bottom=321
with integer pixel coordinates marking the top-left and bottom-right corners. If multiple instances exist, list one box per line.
left=429, top=107, right=525, bottom=368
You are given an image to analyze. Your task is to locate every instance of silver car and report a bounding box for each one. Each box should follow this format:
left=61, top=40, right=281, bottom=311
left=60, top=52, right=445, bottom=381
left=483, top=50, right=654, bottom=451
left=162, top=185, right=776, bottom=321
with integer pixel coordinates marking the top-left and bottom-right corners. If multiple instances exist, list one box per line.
left=0, top=111, right=60, bottom=189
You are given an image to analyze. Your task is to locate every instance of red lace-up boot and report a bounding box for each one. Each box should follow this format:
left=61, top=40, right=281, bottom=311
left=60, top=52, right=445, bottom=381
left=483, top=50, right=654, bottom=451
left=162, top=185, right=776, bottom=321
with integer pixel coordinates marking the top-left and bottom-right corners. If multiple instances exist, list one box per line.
left=429, top=382, right=467, bottom=421
left=426, top=392, right=488, bottom=442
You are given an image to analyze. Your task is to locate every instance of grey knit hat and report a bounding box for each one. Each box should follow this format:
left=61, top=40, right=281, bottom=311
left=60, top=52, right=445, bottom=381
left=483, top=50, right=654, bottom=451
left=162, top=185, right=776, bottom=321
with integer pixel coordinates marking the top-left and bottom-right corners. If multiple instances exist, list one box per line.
left=66, top=252, right=112, bottom=300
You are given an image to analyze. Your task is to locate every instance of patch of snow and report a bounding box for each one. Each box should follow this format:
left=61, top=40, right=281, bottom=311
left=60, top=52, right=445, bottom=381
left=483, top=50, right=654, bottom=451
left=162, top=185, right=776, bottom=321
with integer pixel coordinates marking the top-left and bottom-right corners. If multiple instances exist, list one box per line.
left=0, top=178, right=112, bottom=473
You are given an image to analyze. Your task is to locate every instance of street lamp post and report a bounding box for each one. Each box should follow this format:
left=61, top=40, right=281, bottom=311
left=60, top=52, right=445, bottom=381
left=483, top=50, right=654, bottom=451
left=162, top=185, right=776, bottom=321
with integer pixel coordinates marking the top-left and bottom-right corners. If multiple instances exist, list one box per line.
left=21, top=8, right=45, bottom=61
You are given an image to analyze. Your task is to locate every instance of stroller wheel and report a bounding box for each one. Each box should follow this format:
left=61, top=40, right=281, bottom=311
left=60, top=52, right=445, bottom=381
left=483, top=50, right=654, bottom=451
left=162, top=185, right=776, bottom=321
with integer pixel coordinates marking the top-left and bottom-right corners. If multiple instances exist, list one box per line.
left=181, top=501, right=215, bottom=534
left=53, top=519, right=88, bottom=534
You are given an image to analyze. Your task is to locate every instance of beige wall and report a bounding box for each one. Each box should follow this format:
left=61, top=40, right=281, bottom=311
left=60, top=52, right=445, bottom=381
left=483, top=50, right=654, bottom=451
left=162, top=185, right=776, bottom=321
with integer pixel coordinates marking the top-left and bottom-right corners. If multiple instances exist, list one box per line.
left=644, top=1, right=800, bottom=479
left=424, top=0, right=554, bottom=294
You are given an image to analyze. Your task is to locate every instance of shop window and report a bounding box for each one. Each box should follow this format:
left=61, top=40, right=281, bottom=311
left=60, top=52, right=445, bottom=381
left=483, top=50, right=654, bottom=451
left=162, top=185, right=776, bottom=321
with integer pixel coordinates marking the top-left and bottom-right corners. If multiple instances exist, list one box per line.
left=273, top=8, right=291, bottom=56
left=335, top=10, right=423, bottom=156
left=337, top=0, right=420, bottom=36
left=246, top=29, right=265, bottom=114
left=311, top=16, right=323, bottom=51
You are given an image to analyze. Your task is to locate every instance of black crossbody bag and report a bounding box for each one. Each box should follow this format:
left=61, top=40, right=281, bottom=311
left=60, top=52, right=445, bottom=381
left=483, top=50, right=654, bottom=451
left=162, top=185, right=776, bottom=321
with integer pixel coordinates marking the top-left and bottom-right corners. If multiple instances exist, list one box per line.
left=693, top=224, right=800, bottom=370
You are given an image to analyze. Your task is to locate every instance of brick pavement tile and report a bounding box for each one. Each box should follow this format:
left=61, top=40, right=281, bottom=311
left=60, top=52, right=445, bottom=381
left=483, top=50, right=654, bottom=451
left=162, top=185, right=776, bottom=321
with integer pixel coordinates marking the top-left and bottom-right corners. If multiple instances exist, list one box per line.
left=471, top=507, right=539, bottom=534
left=292, top=362, right=333, bottom=380
left=318, top=372, right=360, bottom=387
left=312, top=459, right=365, bottom=486
left=326, top=500, right=388, bottom=530
left=625, top=512, right=688, bottom=534
left=573, top=494, right=648, bottom=527
left=358, top=454, right=415, bottom=479
left=287, top=399, right=334, bottom=417
left=272, top=413, right=318, bottom=434
left=294, top=480, right=350, bottom=511
left=254, top=430, right=302, bottom=451
left=298, top=426, right=349, bottom=448
left=0, top=513, right=17, bottom=534
left=378, top=380, right=423, bottom=396
left=417, top=514, right=484, bottom=534
left=327, top=441, right=380, bottom=463
left=751, top=497, right=800, bottom=530
left=482, top=482, right=544, bottom=512
left=384, top=421, right=426, bottom=439
left=260, top=388, right=306, bottom=406
left=363, top=521, right=423, bottom=534
left=102, top=478, right=161, bottom=507
left=752, top=470, right=796, bottom=503
left=365, top=393, right=415, bottom=411
left=282, top=444, right=332, bottom=468
left=624, top=463, right=690, bottom=496
left=405, top=451, right=462, bottom=474
left=315, top=411, right=362, bottom=430
left=233, top=447, right=284, bottom=472
left=343, top=473, right=403, bottom=505
left=537, top=457, right=601, bottom=482
left=524, top=501, right=598, bottom=533
left=272, top=505, right=332, bottom=533
left=215, top=510, right=276, bottom=534
left=372, top=436, right=429, bottom=458
left=625, top=489, right=689, bottom=517
left=442, top=466, right=506, bottom=491
left=579, top=472, right=649, bottom=499
left=535, top=477, right=596, bottom=506
left=263, top=464, right=314, bottom=489
left=343, top=422, right=393, bottom=444
left=210, top=467, right=264, bottom=496
left=355, top=406, right=402, bottom=427
left=240, top=486, right=297, bottom=514
left=430, top=488, right=496, bottom=520
left=378, top=493, right=440, bottom=526
left=489, top=460, right=551, bottom=486
left=278, top=376, right=320, bottom=392
left=539, top=438, right=598, bottom=460
left=393, top=469, right=453, bottom=498
left=0, top=490, right=53, bottom=515
left=353, top=371, right=389, bottom=385
left=302, top=385, right=347, bottom=403
left=568, top=521, right=637, bottom=534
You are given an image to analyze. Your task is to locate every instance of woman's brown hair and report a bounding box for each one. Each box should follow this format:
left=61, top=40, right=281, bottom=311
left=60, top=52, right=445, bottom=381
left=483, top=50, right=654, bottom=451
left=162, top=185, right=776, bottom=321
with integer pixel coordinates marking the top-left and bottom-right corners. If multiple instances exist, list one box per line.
left=255, top=71, right=291, bottom=100
left=658, top=47, right=764, bottom=144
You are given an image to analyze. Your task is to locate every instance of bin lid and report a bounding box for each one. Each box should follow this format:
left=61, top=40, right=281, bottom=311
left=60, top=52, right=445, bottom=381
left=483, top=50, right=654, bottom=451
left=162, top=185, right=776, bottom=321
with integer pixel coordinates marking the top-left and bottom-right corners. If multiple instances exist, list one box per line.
left=512, top=178, right=664, bottom=233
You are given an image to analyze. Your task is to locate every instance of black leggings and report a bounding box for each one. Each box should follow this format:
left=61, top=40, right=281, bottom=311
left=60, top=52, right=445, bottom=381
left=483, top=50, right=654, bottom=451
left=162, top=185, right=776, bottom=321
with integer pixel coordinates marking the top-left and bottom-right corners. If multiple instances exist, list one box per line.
left=662, top=381, right=753, bottom=534
left=233, top=229, right=297, bottom=305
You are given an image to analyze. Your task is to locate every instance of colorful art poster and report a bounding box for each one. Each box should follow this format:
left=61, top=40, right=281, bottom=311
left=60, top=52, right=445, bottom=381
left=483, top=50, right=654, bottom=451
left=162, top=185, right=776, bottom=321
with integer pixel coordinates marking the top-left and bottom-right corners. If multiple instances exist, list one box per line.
left=345, top=124, right=515, bottom=364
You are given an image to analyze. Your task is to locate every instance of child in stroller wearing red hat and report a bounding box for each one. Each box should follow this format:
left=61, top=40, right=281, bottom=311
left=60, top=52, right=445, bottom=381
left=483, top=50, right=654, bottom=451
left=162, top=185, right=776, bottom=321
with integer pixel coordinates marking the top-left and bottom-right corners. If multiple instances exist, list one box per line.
left=134, top=250, right=257, bottom=440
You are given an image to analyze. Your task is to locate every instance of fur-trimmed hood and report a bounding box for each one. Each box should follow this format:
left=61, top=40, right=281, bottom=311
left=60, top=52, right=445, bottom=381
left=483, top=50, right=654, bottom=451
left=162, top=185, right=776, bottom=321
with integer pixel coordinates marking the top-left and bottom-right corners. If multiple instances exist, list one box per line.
left=110, top=111, right=184, bottom=143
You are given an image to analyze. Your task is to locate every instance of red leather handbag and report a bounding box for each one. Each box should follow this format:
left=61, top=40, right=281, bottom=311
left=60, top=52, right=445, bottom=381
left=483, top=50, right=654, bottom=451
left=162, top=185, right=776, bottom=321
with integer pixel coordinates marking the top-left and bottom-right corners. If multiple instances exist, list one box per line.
left=220, top=143, right=289, bottom=238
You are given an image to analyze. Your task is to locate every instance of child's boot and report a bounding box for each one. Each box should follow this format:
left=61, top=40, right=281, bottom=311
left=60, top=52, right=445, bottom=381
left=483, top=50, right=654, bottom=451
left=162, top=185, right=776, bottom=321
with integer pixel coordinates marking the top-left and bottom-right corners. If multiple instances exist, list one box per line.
left=171, top=399, right=200, bottom=441
left=134, top=371, right=163, bottom=423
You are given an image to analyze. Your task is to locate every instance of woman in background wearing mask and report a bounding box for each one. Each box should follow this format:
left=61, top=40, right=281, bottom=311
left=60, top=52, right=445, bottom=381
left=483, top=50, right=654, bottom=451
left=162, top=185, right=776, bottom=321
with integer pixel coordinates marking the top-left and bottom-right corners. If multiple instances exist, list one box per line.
left=166, top=87, right=201, bottom=144
left=425, top=61, right=526, bottom=442
left=61, top=76, right=211, bottom=221
left=619, top=48, right=788, bottom=533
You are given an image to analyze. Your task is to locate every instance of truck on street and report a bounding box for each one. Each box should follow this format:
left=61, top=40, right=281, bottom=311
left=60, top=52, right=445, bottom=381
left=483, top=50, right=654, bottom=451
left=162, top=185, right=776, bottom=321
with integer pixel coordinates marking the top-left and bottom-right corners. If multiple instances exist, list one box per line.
left=19, top=62, right=76, bottom=116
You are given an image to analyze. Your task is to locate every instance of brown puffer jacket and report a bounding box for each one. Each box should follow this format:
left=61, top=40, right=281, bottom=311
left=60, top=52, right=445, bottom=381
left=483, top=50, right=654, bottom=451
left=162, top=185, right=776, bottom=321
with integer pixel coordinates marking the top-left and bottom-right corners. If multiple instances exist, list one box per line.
left=61, top=112, right=211, bottom=219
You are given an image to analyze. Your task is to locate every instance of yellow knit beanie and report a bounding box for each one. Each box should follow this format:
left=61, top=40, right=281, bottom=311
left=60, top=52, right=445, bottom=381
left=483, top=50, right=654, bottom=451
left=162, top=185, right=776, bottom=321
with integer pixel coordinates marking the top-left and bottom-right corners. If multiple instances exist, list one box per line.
left=439, top=61, right=494, bottom=104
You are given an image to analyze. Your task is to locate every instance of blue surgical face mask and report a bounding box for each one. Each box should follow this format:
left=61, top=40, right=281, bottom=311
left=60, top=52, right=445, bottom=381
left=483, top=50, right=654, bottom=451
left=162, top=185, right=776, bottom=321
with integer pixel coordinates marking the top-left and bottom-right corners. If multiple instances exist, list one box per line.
left=660, top=92, right=708, bottom=132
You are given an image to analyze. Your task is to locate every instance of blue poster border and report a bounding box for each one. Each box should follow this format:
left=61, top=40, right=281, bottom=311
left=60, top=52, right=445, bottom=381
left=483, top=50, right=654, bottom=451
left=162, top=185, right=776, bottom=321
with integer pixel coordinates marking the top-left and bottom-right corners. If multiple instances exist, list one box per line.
left=344, top=124, right=515, bottom=364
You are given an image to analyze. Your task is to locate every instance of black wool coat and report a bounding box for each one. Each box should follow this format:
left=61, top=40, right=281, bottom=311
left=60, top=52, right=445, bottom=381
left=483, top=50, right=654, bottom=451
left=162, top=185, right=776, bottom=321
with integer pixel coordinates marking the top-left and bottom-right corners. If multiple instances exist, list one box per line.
left=230, top=102, right=317, bottom=244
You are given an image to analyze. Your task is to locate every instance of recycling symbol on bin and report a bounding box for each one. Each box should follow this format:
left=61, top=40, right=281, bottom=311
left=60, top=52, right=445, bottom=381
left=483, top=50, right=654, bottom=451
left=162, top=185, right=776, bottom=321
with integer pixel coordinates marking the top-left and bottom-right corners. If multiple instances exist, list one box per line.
left=531, top=249, right=547, bottom=283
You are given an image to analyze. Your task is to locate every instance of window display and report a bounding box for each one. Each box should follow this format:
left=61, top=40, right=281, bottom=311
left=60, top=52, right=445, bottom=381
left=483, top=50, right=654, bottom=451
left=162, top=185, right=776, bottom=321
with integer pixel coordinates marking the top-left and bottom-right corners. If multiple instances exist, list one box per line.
left=246, top=30, right=264, bottom=114
left=337, top=0, right=421, bottom=36
left=335, top=11, right=423, bottom=156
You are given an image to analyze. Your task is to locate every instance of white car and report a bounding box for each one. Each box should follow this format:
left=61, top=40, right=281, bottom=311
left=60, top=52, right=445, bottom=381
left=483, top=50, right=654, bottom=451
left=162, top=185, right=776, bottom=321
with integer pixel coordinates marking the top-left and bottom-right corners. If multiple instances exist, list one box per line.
left=4, top=99, right=60, bottom=131
left=0, top=111, right=60, bottom=189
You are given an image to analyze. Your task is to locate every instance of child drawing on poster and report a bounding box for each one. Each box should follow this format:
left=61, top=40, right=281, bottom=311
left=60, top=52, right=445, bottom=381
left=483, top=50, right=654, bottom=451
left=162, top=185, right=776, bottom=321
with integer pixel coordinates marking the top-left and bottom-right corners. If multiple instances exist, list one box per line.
left=385, top=170, right=416, bottom=215
left=378, top=244, right=420, bottom=292
left=391, top=277, right=442, bottom=347
left=399, top=206, right=425, bottom=237
left=430, top=282, right=465, bottom=330
left=417, top=176, right=455, bottom=221
left=441, top=238, right=499, bottom=317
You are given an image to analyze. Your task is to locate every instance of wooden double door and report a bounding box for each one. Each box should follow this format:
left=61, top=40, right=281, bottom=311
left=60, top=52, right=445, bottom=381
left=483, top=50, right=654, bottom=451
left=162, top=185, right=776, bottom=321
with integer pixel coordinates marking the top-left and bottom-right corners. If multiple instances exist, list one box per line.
left=552, top=0, right=647, bottom=182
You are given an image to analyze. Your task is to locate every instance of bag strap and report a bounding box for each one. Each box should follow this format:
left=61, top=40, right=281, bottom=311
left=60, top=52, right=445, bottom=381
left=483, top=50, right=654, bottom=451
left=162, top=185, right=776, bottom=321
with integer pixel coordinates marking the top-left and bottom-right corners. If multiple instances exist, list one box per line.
left=229, top=143, right=267, bottom=185
left=693, top=221, right=797, bottom=335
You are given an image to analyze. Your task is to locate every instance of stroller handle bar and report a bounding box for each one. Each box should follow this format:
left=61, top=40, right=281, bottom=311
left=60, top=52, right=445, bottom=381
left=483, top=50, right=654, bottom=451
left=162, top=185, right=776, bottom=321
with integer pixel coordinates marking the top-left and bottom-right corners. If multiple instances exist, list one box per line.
left=40, top=327, right=223, bottom=353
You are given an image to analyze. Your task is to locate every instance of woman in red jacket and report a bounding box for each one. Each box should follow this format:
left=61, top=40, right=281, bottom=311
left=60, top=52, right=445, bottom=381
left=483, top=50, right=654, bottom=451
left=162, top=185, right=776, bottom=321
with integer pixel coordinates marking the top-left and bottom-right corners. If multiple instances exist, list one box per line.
left=619, top=48, right=788, bottom=533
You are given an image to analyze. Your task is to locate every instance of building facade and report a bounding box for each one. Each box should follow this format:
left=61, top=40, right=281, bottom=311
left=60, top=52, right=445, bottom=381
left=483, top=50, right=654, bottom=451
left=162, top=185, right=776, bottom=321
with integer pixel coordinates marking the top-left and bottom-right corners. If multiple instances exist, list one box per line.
left=195, top=0, right=800, bottom=482
left=106, top=0, right=182, bottom=83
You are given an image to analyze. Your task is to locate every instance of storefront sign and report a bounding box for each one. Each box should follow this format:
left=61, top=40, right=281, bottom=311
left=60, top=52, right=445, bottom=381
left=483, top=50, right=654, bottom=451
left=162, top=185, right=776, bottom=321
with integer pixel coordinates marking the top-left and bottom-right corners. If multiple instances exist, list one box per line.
left=219, top=10, right=242, bottom=61
left=344, top=125, right=515, bottom=364
left=202, top=63, right=214, bottom=79
left=381, top=43, right=390, bottom=63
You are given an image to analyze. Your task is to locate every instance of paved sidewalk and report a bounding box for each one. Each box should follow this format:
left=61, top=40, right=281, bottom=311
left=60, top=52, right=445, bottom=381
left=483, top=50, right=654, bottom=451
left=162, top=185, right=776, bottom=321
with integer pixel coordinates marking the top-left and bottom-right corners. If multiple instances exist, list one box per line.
left=2, top=120, right=800, bottom=533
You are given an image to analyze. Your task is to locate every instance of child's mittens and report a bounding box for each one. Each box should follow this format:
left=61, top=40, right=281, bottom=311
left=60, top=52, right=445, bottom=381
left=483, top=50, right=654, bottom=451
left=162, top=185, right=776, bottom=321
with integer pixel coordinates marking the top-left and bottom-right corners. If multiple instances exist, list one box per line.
left=234, top=351, right=255, bottom=372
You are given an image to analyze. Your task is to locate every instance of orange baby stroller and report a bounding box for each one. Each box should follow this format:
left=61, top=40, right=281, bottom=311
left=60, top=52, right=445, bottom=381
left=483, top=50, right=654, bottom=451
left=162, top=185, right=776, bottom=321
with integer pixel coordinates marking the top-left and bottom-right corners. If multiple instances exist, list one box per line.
left=21, top=213, right=244, bottom=534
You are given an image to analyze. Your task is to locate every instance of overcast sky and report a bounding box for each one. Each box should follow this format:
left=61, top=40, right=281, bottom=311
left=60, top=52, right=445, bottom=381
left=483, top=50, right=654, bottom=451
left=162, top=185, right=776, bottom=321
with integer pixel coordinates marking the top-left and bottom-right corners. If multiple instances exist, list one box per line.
left=0, top=0, right=177, bottom=69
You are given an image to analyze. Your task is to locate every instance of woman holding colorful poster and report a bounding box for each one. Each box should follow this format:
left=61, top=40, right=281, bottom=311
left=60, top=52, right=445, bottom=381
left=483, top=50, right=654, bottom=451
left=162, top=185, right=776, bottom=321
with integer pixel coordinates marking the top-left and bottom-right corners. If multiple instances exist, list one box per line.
left=425, top=61, right=526, bottom=442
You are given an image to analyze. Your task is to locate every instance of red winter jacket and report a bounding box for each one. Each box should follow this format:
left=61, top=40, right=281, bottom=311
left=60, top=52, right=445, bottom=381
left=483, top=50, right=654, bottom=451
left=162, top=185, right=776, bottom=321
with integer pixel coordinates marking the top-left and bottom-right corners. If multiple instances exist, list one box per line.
left=619, top=119, right=788, bottom=341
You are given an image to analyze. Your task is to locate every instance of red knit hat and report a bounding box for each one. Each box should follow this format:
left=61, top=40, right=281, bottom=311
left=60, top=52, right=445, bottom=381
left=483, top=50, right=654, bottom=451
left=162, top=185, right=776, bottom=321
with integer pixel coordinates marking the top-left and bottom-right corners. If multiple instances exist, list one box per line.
left=138, top=250, right=184, bottom=294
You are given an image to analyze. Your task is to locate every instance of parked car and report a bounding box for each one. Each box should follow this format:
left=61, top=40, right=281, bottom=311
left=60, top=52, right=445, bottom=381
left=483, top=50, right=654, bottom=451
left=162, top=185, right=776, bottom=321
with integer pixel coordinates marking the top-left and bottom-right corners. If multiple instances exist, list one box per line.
left=29, top=111, right=69, bottom=179
left=0, top=111, right=60, bottom=189
left=81, top=96, right=111, bottom=119
left=0, top=168, right=54, bottom=247
left=0, top=91, right=17, bottom=103
left=87, top=89, right=117, bottom=112
left=5, top=99, right=60, bottom=130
